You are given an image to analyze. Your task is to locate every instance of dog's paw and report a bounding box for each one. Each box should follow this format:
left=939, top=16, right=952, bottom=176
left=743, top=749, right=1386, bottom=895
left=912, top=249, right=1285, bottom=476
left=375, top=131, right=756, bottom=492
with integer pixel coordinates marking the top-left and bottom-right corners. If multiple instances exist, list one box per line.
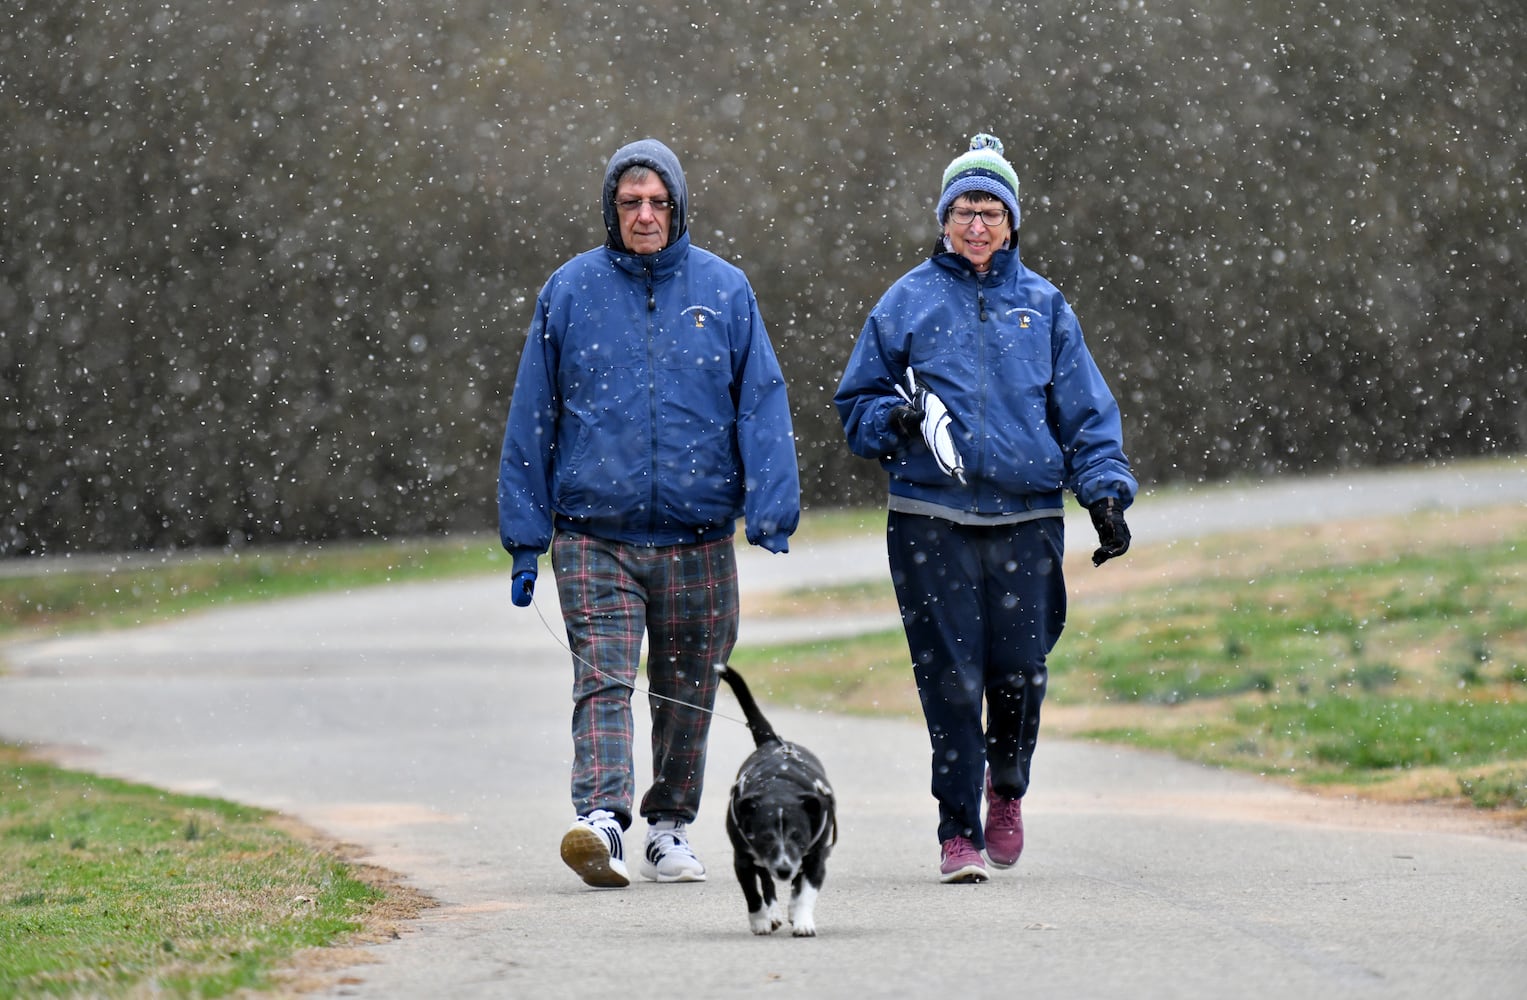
left=789, top=884, right=819, bottom=937
left=749, top=902, right=785, bottom=935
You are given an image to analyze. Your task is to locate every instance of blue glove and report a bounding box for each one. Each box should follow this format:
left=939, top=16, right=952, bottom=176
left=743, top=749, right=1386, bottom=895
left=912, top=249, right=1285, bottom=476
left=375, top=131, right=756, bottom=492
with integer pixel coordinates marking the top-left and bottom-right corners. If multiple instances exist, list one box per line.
left=511, top=569, right=536, bottom=607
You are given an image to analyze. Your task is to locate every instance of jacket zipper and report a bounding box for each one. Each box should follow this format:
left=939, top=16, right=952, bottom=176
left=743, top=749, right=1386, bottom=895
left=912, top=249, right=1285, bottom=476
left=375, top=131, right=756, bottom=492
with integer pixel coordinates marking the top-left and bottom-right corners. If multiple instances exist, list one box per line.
left=644, top=261, right=660, bottom=542
left=974, top=272, right=990, bottom=491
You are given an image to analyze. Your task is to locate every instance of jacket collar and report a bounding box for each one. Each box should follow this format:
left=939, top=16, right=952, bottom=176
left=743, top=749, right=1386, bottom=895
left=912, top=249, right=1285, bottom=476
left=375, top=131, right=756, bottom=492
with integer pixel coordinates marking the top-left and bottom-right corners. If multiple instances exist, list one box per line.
left=929, top=238, right=1018, bottom=281
left=606, top=230, right=690, bottom=280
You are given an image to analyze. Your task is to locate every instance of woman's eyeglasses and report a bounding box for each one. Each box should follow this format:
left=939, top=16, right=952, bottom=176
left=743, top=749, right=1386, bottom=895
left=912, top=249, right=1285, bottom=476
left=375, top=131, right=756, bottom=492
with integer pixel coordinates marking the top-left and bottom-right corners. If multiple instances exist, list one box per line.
left=947, top=206, right=1009, bottom=227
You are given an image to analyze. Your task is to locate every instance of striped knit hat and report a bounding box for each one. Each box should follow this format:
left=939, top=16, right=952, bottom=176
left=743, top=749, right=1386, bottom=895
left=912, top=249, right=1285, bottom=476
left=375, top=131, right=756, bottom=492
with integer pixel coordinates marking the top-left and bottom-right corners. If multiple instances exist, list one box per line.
left=935, top=133, right=1021, bottom=229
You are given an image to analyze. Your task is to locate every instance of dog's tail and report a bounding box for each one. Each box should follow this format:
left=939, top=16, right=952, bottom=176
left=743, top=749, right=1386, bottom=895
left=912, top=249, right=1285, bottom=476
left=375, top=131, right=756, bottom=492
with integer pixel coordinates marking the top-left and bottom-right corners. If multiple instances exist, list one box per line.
left=716, top=666, right=782, bottom=748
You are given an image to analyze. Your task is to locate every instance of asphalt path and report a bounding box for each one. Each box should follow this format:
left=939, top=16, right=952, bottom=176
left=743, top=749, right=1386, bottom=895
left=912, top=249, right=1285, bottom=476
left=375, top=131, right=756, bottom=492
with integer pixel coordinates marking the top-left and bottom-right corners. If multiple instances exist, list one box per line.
left=3, top=461, right=1525, bottom=999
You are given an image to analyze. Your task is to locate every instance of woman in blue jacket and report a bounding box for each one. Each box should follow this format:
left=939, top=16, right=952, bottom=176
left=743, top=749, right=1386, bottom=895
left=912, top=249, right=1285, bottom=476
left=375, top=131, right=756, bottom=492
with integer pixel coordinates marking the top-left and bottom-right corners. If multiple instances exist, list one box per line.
left=500, top=138, right=800, bottom=889
left=835, top=134, right=1135, bottom=883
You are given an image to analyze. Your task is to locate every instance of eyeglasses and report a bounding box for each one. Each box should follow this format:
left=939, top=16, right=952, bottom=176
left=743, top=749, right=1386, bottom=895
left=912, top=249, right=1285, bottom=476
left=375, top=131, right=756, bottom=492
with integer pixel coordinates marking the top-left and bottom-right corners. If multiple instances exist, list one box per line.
left=947, top=206, right=1009, bottom=227
left=615, top=197, right=674, bottom=214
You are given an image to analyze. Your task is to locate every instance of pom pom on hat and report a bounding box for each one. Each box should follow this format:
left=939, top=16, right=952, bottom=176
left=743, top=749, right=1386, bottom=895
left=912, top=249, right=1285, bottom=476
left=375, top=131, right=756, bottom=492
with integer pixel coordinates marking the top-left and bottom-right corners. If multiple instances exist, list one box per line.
left=936, top=133, right=1021, bottom=229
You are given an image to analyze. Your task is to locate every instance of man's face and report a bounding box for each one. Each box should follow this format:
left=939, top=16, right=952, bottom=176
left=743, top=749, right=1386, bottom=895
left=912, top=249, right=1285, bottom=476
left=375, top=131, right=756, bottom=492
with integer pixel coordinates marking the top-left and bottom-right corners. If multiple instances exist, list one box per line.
left=942, top=193, right=1012, bottom=273
left=615, top=172, right=673, bottom=255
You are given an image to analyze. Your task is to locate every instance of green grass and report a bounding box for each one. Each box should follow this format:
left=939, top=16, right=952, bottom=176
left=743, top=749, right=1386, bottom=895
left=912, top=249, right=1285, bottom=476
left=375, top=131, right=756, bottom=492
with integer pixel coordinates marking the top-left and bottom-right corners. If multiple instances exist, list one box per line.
left=1055, top=543, right=1527, bottom=707
left=733, top=506, right=1527, bottom=817
left=0, top=748, right=383, bottom=997
left=0, top=511, right=876, bottom=642
left=0, top=534, right=507, bottom=639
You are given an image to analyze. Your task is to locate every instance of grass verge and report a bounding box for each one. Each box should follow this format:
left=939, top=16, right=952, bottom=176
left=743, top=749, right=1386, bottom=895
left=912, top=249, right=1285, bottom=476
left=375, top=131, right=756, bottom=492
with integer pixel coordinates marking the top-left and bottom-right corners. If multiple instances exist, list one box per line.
left=0, top=745, right=428, bottom=997
left=0, top=535, right=507, bottom=641
left=731, top=503, right=1527, bottom=823
left=0, top=510, right=871, bottom=642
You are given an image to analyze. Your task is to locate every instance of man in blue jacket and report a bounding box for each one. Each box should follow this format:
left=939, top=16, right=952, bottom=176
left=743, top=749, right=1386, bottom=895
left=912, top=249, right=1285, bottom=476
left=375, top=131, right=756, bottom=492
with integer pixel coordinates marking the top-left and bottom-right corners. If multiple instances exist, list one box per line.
left=835, top=134, right=1135, bottom=883
left=499, top=138, right=800, bottom=888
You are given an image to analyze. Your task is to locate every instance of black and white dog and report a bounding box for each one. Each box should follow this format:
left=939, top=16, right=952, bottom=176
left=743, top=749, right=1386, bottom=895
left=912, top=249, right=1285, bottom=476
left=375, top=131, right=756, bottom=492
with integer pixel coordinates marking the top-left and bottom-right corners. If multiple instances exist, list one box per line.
left=717, top=666, right=837, bottom=937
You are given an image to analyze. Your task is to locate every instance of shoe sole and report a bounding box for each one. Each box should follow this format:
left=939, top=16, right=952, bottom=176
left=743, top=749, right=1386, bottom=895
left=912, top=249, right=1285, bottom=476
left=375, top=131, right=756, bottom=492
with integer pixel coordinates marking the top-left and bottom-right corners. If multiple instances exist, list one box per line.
left=986, top=846, right=1021, bottom=869
left=561, top=825, right=629, bottom=888
left=940, top=863, right=990, bottom=884
left=984, top=829, right=1022, bottom=867
left=638, top=867, right=702, bottom=885
left=639, top=863, right=706, bottom=883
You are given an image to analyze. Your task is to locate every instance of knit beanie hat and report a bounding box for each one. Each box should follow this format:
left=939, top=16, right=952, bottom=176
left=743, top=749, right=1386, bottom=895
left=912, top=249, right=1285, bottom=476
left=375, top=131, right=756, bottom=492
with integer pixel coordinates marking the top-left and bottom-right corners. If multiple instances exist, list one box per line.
left=935, top=133, right=1021, bottom=230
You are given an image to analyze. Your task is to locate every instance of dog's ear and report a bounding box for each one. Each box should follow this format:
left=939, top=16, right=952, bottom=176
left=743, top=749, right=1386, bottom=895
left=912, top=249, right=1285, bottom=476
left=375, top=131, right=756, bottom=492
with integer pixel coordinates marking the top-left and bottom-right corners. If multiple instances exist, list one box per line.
left=730, top=791, right=764, bottom=817
left=801, top=791, right=837, bottom=846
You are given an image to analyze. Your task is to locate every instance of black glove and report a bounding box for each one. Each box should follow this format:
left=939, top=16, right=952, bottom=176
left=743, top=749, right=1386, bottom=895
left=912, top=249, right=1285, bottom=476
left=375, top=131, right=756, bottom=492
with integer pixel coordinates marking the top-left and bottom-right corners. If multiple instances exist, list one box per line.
left=1088, top=498, right=1131, bottom=566
left=889, top=404, right=925, bottom=440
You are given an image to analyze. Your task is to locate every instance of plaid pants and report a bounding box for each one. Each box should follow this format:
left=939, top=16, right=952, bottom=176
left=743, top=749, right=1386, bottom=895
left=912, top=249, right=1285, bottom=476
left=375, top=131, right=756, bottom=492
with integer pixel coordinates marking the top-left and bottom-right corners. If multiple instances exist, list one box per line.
left=552, top=530, right=738, bottom=830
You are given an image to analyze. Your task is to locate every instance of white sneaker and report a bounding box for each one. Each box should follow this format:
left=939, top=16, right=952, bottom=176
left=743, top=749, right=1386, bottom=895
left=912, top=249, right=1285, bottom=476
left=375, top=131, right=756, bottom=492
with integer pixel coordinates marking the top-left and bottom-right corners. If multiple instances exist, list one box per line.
left=560, top=809, right=629, bottom=888
left=640, top=819, right=706, bottom=882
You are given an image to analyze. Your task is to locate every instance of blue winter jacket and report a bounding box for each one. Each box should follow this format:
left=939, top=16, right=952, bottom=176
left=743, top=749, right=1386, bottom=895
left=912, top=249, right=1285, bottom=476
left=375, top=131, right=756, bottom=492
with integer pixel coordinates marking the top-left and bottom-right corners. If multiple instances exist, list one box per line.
left=499, top=141, right=800, bottom=575
left=835, top=242, right=1135, bottom=521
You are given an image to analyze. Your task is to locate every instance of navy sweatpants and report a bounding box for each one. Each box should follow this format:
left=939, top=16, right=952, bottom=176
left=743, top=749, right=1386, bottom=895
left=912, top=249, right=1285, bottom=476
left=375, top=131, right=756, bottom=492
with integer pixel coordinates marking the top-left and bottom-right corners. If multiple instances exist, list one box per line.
left=887, top=511, right=1067, bottom=847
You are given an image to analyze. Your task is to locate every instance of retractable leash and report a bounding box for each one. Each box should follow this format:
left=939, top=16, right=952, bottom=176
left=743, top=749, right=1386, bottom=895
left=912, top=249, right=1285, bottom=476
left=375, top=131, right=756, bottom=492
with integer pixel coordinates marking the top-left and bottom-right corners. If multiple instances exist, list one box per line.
left=532, top=597, right=749, bottom=728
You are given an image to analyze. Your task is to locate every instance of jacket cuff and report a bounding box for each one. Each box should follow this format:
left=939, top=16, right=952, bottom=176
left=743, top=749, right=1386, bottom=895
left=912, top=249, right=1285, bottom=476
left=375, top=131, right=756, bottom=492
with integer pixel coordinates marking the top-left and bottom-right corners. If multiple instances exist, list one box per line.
left=749, top=531, right=791, bottom=554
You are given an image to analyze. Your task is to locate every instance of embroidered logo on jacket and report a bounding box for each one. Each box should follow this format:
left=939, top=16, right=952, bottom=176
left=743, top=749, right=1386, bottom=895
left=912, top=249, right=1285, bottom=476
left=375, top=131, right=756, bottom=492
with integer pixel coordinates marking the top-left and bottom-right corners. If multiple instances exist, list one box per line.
left=1007, top=307, right=1043, bottom=329
left=682, top=305, right=721, bottom=329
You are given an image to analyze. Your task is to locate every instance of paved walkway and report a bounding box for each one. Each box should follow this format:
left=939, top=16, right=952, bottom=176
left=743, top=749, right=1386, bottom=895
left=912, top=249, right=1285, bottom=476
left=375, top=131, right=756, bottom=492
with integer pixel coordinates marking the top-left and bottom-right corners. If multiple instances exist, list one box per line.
left=2, top=460, right=1525, bottom=998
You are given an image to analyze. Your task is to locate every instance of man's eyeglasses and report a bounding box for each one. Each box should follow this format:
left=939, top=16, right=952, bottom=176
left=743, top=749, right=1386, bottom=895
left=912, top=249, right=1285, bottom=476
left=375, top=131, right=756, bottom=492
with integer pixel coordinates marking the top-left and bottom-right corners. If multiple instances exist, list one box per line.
left=947, top=206, right=1009, bottom=227
left=615, top=198, right=674, bottom=214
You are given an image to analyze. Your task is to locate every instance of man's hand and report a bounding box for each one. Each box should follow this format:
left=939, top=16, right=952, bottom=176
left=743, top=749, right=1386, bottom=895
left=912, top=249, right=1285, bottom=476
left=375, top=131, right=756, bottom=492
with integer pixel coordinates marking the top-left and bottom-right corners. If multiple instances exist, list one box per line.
left=511, top=569, right=536, bottom=607
left=1088, top=498, right=1131, bottom=566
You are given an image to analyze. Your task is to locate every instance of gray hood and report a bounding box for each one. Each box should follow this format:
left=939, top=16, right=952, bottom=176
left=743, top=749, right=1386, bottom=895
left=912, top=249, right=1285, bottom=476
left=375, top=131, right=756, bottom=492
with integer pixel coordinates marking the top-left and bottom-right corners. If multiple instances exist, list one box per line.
left=602, top=138, right=688, bottom=253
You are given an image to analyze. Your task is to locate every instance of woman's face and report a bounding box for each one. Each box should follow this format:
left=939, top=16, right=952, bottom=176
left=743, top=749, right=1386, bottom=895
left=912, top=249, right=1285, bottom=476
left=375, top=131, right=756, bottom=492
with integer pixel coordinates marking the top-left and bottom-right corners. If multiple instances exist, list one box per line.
left=942, top=193, right=1012, bottom=273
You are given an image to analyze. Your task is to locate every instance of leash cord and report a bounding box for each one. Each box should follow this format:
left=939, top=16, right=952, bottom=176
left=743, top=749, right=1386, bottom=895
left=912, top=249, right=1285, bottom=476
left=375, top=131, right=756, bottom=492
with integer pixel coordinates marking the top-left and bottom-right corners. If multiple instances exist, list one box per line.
left=532, top=597, right=749, bottom=728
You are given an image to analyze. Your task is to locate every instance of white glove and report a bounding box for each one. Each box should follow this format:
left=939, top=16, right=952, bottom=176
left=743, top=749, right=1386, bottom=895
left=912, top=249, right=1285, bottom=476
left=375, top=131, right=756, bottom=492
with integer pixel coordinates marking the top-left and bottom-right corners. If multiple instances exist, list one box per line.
left=895, top=367, right=967, bottom=485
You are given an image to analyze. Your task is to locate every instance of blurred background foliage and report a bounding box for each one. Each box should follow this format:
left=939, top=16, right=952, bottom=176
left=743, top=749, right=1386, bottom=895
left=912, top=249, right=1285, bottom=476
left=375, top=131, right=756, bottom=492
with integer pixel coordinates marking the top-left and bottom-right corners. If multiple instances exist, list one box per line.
left=2, top=0, right=1523, bottom=555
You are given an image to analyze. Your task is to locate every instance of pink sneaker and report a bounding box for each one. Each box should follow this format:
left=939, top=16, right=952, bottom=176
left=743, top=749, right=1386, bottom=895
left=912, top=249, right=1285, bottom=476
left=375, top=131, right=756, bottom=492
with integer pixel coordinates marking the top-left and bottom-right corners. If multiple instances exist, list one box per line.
left=984, top=774, right=1024, bottom=869
left=939, top=836, right=989, bottom=883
